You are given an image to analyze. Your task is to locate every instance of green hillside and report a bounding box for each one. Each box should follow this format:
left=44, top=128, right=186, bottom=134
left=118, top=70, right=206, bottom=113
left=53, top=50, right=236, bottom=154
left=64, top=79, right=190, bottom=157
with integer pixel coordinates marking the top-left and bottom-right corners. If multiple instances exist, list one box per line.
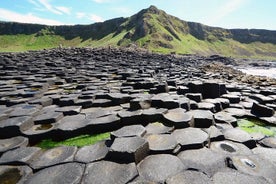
left=1, top=5, right=276, bottom=60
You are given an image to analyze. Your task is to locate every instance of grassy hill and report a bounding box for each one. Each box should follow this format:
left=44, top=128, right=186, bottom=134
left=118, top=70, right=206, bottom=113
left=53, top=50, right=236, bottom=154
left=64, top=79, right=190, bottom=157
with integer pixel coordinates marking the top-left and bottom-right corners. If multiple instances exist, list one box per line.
left=1, top=5, right=276, bottom=60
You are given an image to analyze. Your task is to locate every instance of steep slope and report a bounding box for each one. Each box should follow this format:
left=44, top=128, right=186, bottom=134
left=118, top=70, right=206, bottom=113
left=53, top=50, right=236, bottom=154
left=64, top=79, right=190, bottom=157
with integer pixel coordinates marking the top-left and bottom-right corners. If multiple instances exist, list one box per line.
left=0, top=5, right=276, bottom=59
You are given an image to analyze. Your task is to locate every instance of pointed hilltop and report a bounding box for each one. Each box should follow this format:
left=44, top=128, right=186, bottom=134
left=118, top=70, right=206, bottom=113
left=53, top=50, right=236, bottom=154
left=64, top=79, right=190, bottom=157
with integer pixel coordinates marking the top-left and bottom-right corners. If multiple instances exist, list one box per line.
left=0, top=5, right=276, bottom=59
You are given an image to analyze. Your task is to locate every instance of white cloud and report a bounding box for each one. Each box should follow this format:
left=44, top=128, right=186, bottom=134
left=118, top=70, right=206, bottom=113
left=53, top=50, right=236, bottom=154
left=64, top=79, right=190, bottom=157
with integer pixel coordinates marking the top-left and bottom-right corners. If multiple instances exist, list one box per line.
left=89, top=14, right=104, bottom=22
left=76, top=12, right=86, bottom=19
left=56, top=6, right=71, bottom=15
left=205, top=0, right=248, bottom=25
left=92, top=0, right=112, bottom=3
left=38, top=0, right=62, bottom=14
left=0, top=8, right=64, bottom=25
left=28, top=0, right=41, bottom=7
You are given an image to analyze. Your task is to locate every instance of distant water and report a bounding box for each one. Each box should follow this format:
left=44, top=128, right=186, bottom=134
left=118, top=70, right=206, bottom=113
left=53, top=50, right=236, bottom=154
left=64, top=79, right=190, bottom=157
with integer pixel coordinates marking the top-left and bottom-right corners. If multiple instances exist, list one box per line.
left=238, top=67, right=276, bottom=79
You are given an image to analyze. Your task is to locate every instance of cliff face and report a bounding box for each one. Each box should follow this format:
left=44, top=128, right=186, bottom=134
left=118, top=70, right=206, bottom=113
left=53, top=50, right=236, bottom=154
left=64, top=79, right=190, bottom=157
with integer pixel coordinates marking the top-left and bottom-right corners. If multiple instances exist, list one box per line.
left=0, top=6, right=276, bottom=59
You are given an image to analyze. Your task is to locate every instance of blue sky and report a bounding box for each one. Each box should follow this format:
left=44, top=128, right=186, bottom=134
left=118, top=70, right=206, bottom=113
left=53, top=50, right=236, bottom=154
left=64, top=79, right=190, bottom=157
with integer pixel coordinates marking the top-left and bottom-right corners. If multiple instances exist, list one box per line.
left=0, top=0, right=275, bottom=30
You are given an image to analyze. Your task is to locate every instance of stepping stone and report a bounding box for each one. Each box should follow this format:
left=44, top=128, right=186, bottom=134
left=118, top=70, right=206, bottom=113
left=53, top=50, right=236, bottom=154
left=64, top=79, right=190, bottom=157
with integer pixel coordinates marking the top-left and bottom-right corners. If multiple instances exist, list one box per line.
left=249, top=94, right=274, bottom=104
left=145, top=122, right=174, bottom=135
left=146, top=134, right=178, bottom=154
left=55, top=106, right=82, bottom=115
left=25, top=163, right=85, bottom=184
left=56, top=114, right=87, bottom=134
left=111, top=125, right=146, bottom=139
left=204, top=98, right=222, bottom=112
left=0, top=147, right=41, bottom=165
left=0, top=165, right=33, bottom=184
left=34, top=111, right=63, bottom=124
left=214, top=111, right=237, bottom=127
left=188, top=81, right=203, bottom=93
left=130, top=98, right=151, bottom=110
left=107, top=137, right=149, bottom=163
left=187, top=110, right=214, bottom=128
left=166, top=170, right=212, bottom=184
left=172, top=127, right=208, bottom=150
left=59, top=97, right=78, bottom=106
left=223, top=108, right=246, bottom=118
left=163, top=108, right=192, bottom=128
left=22, top=123, right=58, bottom=144
left=29, top=146, right=77, bottom=170
left=118, top=110, right=143, bottom=125
left=202, top=81, right=225, bottom=99
left=178, top=147, right=226, bottom=177
left=74, top=141, right=109, bottom=163
left=221, top=94, right=240, bottom=103
left=83, top=161, right=137, bottom=184
left=107, top=93, right=131, bottom=105
left=0, top=136, right=28, bottom=155
left=83, top=107, right=113, bottom=119
left=227, top=154, right=276, bottom=183
left=223, top=128, right=256, bottom=148
left=251, top=102, right=275, bottom=117
left=203, top=125, right=224, bottom=141
left=197, top=102, right=216, bottom=112
left=74, top=99, right=93, bottom=108
left=210, top=140, right=252, bottom=155
left=9, top=105, right=41, bottom=117
left=252, top=147, right=276, bottom=165
left=0, top=116, right=34, bottom=138
left=178, top=97, right=190, bottom=111
left=142, top=108, right=167, bottom=123
left=137, top=154, right=186, bottom=183
left=213, top=169, right=271, bottom=184
left=29, top=97, right=53, bottom=107
left=216, top=97, right=230, bottom=109
left=186, top=93, right=202, bottom=102
left=259, top=137, right=276, bottom=148
left=92, top=99, right=112, bottom=107
left=86, top=114, right=120, bottom=132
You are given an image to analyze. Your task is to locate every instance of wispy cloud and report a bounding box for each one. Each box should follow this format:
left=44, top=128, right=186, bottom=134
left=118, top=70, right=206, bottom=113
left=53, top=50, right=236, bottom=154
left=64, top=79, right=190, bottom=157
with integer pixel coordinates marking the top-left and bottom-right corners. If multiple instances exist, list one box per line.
left=28, top=0, right=71, bottom=15
left=56, top=6, right=71, bottom=15
left=0, top=8, right=64, bottom=25
left=89, top=14, right=104, bottom=22
left=205, top=0, right=248, bottom=25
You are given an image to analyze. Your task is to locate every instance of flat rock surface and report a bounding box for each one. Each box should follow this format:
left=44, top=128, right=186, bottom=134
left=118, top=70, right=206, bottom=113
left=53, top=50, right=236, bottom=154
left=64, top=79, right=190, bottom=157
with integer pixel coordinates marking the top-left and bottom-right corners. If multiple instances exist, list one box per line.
left=83, top=161, right=138, bottom=184
left=137, top=154, right=186, bottom=183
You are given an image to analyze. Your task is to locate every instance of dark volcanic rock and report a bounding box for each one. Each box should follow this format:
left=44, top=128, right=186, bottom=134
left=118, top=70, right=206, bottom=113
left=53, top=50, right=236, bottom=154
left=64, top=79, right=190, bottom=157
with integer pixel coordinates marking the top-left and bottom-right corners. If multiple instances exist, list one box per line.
left=166, top=170, right=212, bottom=184
left=187, top=110, right=214, bottom=128
left=178, top=148, right=227, bottom=177
left=0, top=136, right=28, bottom=155
left=83, top=161, right=138, bottom=184
left=0, top=165, right=33, bottom=184
left=223, top=128, right=256, bottom=148
left=29, top=146, right=77, bottom=170
left=0, top=147, right=41, bottom=165
left=227, top=154, right=276, bottom=183
left=210, top=140, right=252, bottom=155
left=213, top=169, right=271, bottom=184
left=25, top=163, right=85, bottom=184
left=108, top=136, right=149, bottom=163
left=251, top=102, right=275, bottom=117
left=74, top=141, right=109, bottom=163
left=172, top=127, right=208, bottom=150
left=145, top=122, right=174, bottom=134
left=163, top=108, right=192, bottom=128
left=146, top=134, right=178, bottom=154
left=137, top=154, right=186, bottom=183
left=111, top=125, right=146, bottom=139
left=259, top=137, right=276, bottom=148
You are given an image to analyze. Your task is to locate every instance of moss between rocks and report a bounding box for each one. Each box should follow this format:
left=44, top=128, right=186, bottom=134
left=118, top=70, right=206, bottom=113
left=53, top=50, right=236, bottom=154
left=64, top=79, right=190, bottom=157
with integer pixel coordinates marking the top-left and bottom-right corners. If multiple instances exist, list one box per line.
left=37, top=133, right=110, bottom=149
left=237, top=118, right=276, bottom=137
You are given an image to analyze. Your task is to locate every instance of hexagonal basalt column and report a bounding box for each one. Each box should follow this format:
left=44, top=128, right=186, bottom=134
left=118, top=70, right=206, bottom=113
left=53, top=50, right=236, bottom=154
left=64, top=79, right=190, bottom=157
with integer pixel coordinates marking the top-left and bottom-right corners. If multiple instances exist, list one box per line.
left=82, top=161, right=138, bottom=184
left=111, top=125, right=146, bottom=139
left=107, top=137, right=149, bottom=163
left=0, top=165, right=33, bottom=184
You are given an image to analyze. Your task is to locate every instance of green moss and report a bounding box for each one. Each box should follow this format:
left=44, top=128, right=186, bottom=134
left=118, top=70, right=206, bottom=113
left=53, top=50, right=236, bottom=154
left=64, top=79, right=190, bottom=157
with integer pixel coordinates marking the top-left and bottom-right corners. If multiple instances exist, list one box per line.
left=37, top=133, right=110, bottom=149
left=237, top=118, right=276, bottom=137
